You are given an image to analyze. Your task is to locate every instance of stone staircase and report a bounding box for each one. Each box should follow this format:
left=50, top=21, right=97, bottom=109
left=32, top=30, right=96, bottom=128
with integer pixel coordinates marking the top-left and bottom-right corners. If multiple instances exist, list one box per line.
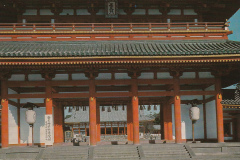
left=0, top=142, right=240, bottom=160
left=141, top=144, right=191, bottom=160
left=190, top=143, right=240, bottom=160
left=40, top=146, right=89, bottom=160
left=0, top=147, right=41, bottom=160
left=93, top=145, right=140, bottom=160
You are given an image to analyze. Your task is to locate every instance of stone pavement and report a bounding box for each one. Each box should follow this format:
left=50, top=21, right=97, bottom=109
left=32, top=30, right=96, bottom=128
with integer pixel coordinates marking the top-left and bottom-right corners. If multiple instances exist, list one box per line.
left=0, top=142, right=239, bottom=160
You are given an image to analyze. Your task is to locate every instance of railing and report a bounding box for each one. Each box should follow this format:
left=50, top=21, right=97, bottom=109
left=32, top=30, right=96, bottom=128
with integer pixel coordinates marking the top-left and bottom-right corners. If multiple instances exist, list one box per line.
left=0, top=22, right=226, bottom=32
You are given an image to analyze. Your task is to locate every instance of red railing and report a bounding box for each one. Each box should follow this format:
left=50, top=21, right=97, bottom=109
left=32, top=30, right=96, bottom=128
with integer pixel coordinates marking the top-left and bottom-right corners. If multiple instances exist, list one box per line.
left=0, top=22, right=226, bottom=32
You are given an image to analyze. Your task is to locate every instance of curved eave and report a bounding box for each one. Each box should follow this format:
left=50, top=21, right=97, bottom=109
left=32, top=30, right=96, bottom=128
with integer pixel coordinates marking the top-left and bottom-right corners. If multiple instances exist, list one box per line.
left=0, top=54, right=240, bottom=66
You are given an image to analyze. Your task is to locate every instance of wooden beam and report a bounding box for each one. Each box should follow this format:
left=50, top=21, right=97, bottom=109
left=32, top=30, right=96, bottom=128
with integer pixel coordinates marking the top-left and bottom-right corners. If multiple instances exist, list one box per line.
left=95, top=79, right=132, bottom=85
left=7, top=78, right=216, bottom=88
left=138, top=79, right=174, bottom=85
left=52, top=93, right=89, bottom=98
left=7, top=94, right=46, bottom=99
left=204, top=96, right=215, bottom=103
left=96, top=92, right=132, bottom=98
left=7, top=81, right=45, bottom=87
left=8, top=100, right=19, bottom=107
left=179, top=91, right=216, bottom=95
left=51, top=80, right=89, bottom=86
left=138, top=91, right=174, bottom=97
left=179, top=79, right=215, bottom=84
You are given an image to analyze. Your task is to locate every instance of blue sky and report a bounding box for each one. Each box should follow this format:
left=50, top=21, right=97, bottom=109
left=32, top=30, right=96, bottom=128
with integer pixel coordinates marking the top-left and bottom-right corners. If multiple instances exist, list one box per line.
left=228, top=9, right=240, bottom=41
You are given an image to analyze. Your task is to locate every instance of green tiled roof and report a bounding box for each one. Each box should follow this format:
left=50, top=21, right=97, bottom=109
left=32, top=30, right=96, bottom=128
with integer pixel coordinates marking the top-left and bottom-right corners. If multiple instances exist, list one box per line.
left=0, top=40, right=240, bottom=57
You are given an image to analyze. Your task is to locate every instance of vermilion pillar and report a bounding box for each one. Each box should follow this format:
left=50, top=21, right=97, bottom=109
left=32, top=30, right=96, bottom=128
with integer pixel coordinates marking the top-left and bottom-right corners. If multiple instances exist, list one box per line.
left=54, top=105, right=64, bottom=143
left=89, top=97, right=97, bottom=146
left=96, top=104, right=101, bottom=142
left=216, top=78, right=224, bottom=143
left=174, top=96, right=182, bottom=143
left=127, top=103, right=133, bottom=141
left=173, top=72, right=182, bottom=144
left=237, top=116, right=240, bottom=142
left=1, top=79, right=8, bottom=148
left=46, top=98, right=53, bottom=114
left=132, top=96, right=140, bottom=145
left=163, top=103, right=173, bottom=140
left=1, top=99, right=8, bottom=148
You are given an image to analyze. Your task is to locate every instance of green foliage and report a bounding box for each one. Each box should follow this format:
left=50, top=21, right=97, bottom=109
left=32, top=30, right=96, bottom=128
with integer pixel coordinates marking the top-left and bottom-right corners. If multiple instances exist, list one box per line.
left=65, top=115, right=71, bottom=119
left=153, top=112, right=160, bottom=125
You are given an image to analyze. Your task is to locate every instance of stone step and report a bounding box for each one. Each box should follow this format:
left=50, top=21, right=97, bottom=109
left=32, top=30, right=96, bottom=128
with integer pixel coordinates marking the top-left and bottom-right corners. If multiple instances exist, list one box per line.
left=41, top=158, right=87, bottom=160
left=144, top=150, right=187, bottom=153
left=94, top=151, right=138, bottom=153
left=143, top=158, right=191, bottom=160
left=94, top=158, right=140, bottom=160
left=144, top=152, right=189, bottom=156
left=42, top=156, right=88, bottom=158
left=145, top=155, right=190, bottom=159
left=193, top=155, right=240, bottom=158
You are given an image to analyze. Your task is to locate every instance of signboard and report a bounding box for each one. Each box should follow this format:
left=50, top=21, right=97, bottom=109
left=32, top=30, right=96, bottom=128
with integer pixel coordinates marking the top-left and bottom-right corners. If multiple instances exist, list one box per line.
left=105, top=0, right=118, bottom=18
left=45, top=114, right=54, bottom=145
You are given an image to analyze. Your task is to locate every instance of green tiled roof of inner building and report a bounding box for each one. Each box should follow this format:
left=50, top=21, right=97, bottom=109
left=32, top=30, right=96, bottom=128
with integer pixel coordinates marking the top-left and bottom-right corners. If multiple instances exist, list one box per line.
left=0, top=40, right=240, bottom=57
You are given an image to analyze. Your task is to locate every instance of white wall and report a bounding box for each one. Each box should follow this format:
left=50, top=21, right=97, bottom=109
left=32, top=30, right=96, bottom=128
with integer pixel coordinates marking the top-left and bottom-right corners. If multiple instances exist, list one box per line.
left=76, top=9, right=90, bottom=15
left=53, top=74, right=68, bottom=81
left=180, top=72, right=195, bottom=79
left=40, top=9, right=54, bottom=15
left=132, top=9, right=146, bottom=15
left=172, top=96, right=205, bottom=140
left=206, top=100, right=217, bottom=139
left=20, top=98, right=46, bottom=144
left=138, top=72, right=154, bottom=79
left=157, top=72, right=172, bottom=79
left=148, top=9, right=162, bottom=15
left=96, top=73, right=111, bottom=80
left=60, top=9, right=74, bottom=15
left=181, top=104, right=204, bottom=139
left=168, top=9, right=181, bottom=15
left=72, top=73, right=88, bottom=80
left=115, top=73, right=131, bottom=79
left=9, top=104, right=18, bottom=144
left=183, top=9, right=197, bottom=15
left=9, top=74, right=25, bottom=81
left=23, top=9, right=37, bottom=15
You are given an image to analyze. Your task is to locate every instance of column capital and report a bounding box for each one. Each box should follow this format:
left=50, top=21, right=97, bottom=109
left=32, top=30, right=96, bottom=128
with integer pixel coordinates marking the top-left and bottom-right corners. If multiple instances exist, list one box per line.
left=128, top=70, right=141, bottom=79
left=211, top=69, right=230, bottom=78
left=84, top=70, right=99, bottom=80
left=169, top=68, right=183, bottom=78
left=41, top=69, right=55, bottom=80
left=0, top=71, right=12, bottom=80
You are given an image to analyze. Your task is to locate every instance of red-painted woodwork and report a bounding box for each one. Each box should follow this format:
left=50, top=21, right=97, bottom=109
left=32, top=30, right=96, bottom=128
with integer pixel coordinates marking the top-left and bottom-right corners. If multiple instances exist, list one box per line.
left=96, top=104, right=101, bottom=142
left=216, top=78, right=224, bottom=143
left=1, top=78, right=9, bottom=148
left=163, top=103, right=173, bottom=140
left=127, top=103, right=133, bottom=141
left=174, top=96, right=182, bottom=143
left=89, top=97, right=97, bottom=146
left=46, top=98, right=53, bottom=114
left=0, top=22, right=230, bottom=41
left=54, top=106, right=64, bottom=143
left=1, top=99, right=8, bottom=148
left=132, top=96, right=140, bottom=145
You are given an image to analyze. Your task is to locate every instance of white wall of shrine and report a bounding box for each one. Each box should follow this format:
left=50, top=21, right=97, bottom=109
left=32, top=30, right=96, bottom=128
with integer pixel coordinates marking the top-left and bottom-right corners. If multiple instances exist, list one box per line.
left=8, top=104, right=18, bottom=144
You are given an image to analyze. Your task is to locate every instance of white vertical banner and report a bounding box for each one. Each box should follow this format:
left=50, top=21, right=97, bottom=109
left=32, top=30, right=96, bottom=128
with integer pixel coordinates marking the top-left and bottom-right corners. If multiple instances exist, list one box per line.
left=181, top=121, right=186, bottom=139
left=45, top=114, right=53, bottom=145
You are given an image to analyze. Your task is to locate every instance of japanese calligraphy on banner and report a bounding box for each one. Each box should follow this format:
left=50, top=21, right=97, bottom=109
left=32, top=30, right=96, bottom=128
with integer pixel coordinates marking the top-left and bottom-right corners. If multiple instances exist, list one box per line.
left=45, top=114, right=53, bottom=145
left=105, top=0, right=118, bottom=18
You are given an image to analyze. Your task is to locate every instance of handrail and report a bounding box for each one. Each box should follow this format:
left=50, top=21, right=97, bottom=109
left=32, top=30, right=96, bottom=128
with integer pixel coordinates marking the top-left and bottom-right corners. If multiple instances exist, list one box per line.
left=0, top=22, right=226, bottom=32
